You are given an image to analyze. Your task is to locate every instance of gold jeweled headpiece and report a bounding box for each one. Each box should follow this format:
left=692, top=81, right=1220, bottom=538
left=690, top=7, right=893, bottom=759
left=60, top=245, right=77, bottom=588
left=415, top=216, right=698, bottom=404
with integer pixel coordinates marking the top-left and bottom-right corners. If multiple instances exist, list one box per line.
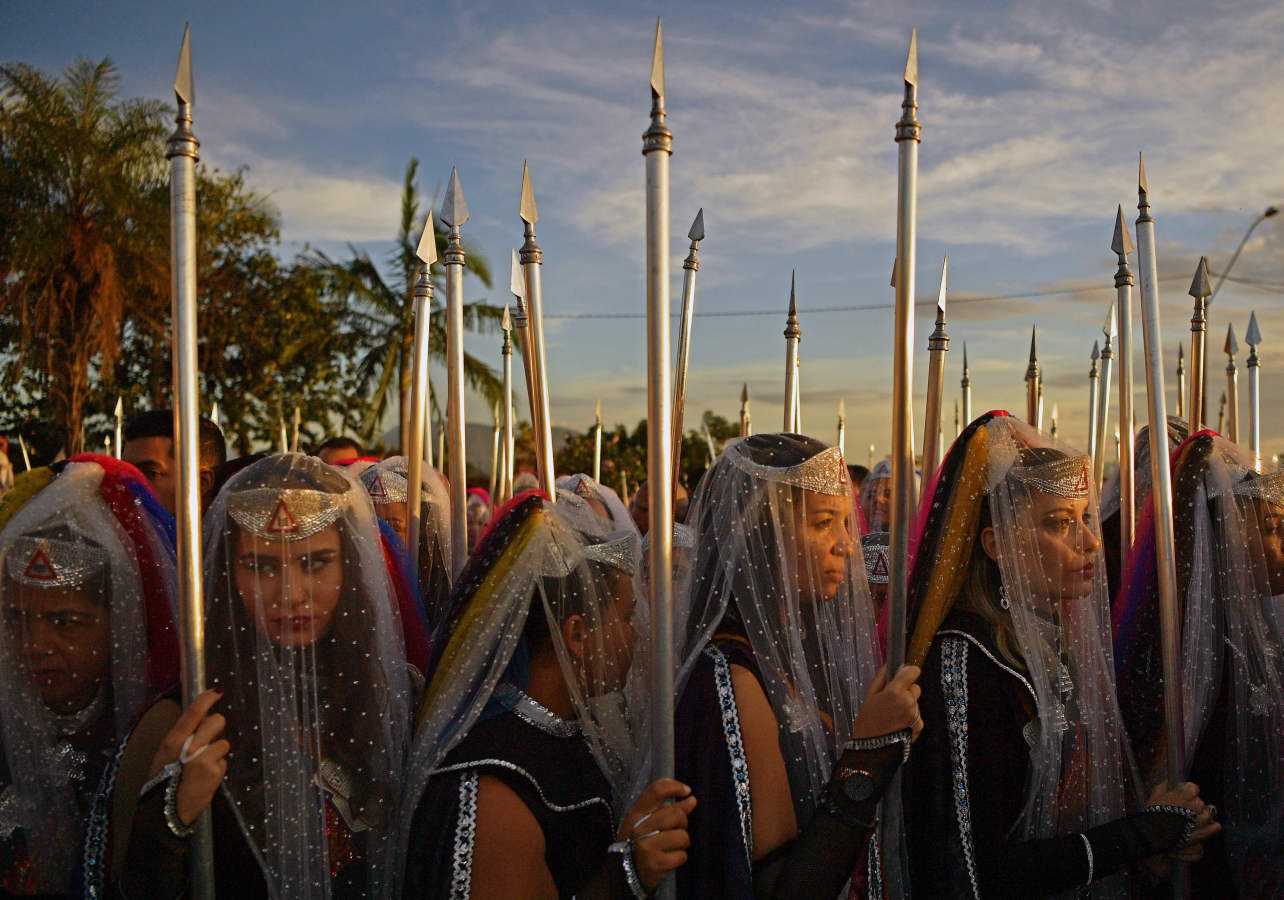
left=730, top=443, right=849, bottom=496
left=862, top=532, right=890, bottom=585
left=1008, top=454, right=1092, bottom=499
left=6, top=536, right=107, bottom=589
left=360, top=466, right=409, bottom=505
left=227, top=488, right=345, bottom=541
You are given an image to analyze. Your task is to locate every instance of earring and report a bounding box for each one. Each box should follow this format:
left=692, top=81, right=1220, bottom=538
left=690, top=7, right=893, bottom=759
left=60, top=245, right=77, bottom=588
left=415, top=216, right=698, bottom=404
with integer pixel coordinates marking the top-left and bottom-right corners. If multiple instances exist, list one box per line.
left=999, top=584, right=1011, bottom=611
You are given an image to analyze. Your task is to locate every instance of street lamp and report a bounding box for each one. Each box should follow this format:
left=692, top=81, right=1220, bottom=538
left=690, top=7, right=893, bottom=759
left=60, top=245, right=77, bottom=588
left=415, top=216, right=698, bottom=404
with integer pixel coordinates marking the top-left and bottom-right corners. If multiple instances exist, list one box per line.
left=1210, top=205, right=1279, bottom=303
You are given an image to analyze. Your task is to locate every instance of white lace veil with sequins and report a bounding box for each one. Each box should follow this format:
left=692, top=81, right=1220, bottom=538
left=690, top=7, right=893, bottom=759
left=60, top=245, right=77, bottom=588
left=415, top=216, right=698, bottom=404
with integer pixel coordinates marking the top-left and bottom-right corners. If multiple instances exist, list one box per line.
left=678, top=434, right=879, bottom=823
left=1099, top=415, right=1189, bottom=523
left=389, top=495, right=650, bottom=892
left=556, top=473, right=636, bottom=535
left=0, top=460, right=174, bottom=892
left=203, top=453, right=411, bottom=898
left=982, top=417, right=1135, bottom=860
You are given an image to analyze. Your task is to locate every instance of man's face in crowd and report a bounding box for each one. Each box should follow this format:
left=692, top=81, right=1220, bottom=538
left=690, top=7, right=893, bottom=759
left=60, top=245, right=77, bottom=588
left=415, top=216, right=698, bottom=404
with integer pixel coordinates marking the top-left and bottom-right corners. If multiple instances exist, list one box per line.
left=318, top=446, right=360, bottom=466
left=123, top=436, right=177, bottom=514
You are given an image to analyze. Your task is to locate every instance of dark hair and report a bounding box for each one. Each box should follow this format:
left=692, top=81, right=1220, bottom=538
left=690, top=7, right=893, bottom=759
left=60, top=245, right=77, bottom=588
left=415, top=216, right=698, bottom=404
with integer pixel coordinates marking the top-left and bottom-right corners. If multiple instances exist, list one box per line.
left=123, top=409, right=227, bottom=469
left=315, top=436, right=363, bottom=457
left=522, top=532, right=622, bottom=657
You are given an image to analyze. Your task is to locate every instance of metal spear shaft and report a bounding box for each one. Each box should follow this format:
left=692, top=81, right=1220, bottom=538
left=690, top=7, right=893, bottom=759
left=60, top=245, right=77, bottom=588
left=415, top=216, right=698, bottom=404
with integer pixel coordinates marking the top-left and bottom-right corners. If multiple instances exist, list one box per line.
left=1025, top=328, right=1040, bottom=427
left=489, top=402, right=501, bottom=502
left=165, top=25, right=214, bottom=898
left=961, top=343, right=972, bottom=427
left=1094, top=306, right=1116, bottom=490
left=593, top=399, right=603, bottom=484
left=837, top=399, right=846, bottom=457
left=1112, top=206, right=1137, bottom=549
left=501, top=306, right=514, bottom=503
left=113, top=397, right=123, bottom=458
left=1087, top=341, right=1100, bottom=469
left=739, top=383, right=750, bottom=438
left=1175, top=344, right=1185, bottom=420
left=519, top=165, right=558, bottom=500
left=1187, top=258, right=1211, bottom=432
left=441, top=168, right=470, bottom=576
left=783, top=272, right=801, bottom=431
left=1135, top=152, right=1188, bottom=842
left=1247, top=313, right=1262, bottom=471
left=18, top=436, right=31, bottom=471
left=290, top=405, right=300, bottom=454
left=1225, top=325, right=1240, bottom=443
left=643, top=25, right=676, bottom=889
left=883, top=31, right=920, bottom=898
left=406, top=231, right=435, bottom=572
left=921, top=256, right=949, bottom=493
left=671, top=210, right=703, bottom=496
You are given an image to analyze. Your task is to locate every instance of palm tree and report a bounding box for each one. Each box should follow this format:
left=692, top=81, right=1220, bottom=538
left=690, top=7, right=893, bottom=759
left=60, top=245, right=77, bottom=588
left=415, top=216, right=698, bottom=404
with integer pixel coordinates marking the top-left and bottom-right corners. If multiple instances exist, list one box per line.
left=0, top=59, right=170, bottom=452
left=309, top=158, right=503, bottom=444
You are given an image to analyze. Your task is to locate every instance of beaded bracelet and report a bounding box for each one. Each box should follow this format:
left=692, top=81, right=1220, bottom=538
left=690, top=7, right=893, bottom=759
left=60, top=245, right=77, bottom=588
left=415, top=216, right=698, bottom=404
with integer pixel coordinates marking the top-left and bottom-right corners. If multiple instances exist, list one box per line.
left=607, top=840, right=648, bottom=899
left=163, top=769, right=195, bottom=839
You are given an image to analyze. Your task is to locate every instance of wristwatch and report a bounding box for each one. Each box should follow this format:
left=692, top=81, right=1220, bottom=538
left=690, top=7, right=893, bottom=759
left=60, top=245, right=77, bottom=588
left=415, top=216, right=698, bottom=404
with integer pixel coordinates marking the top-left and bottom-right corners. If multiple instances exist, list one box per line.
left=833, top=765, right=877, bottom=803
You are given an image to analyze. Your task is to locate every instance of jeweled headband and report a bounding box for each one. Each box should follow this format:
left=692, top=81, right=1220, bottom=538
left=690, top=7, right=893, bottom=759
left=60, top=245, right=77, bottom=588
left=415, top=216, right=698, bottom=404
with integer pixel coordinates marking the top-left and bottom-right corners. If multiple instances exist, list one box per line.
left=360, top=466, right=408, bottom=505
left=862, top=532, right=890, bottom=585
left=730, top=444, right=850, bottom=496
left=227, top=487, right=345, bottom=541
left=1008, top=454, right=1092, bottom=499
left=544, top=529, right=638, bottom=578
left=1233, top=471, right=1284, bottom=507
left=5, top=536, right=107, bottom=589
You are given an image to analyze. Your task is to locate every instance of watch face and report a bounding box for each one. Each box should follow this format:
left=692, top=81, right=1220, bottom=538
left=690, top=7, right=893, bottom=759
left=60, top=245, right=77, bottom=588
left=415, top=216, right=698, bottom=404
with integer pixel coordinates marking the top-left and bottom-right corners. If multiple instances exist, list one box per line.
left=842, top=769, right=876, bottom=803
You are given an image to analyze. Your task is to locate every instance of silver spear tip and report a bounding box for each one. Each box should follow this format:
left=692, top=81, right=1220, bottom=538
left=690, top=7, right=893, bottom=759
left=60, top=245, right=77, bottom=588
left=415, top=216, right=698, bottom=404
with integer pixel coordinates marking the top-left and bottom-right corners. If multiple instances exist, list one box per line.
left=519, top=161, right=538, bottom=225
left=415, top=209, right=437, bottom=265
left=114, top=396, right=123, bottom=416
left=1103, top=302, right=1117, bottom=339
left=174, top=23, right=194, bottom=106
left=1189, top=256, right=1211, bottom=300
left=1246, top=311, right=1262, bottom=347
left=1225, top=322, right=1239, bottom=356
left=1138, top=152, right=1148, bottom=197
left=889, top=258, right=897, bottom=287
left=688, top=208, right=705, bottom=243
left=904, top=28, right=918, bottom=87
left=936, top=254, right=948, bottom=320
left=1091, top=339, right=1100, bottom=361
left=788, top=270, right=798, bottom=316
left=741, top=383, right=749, bottom=404
left=501, top=303, right=512, bottom=333
left=650, top=18, right=665, bottom=100
left=963, top=341, right=969, bottom=369
left=509, top=249, right=524, bottom=299
left=1028, top=326, right=1038, bottom=362
left=440, top=167, right=469, bottom=228
left=1111, top=204, right=1134, bottom=257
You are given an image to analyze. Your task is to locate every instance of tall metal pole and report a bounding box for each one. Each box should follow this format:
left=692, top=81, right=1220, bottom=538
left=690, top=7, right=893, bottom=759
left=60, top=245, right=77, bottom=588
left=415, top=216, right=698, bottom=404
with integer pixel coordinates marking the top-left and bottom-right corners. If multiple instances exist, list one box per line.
left=837, top=399, right=846, bottom=457
left=277, top=415, right=288, bottom=454
left=488, top=402, right=501, bottom=502
left=1134, top=151, right=1188, bottom=833
left=209, top=400, right=220, bottom=430
left=1246, top=312, right=1262, bottom=472
left=1087, top=340, right=1100, bottom=467
left=671, top=209, right=704, bottom=496
left=702, top=420, right=718, bottom=463
left=1050, top=404, right=1059, bottom=440
left=884, top=32, right=920, bottom=898
left=642, top=24, right=676, bottom=877
left=17, top=436, right=31, bottom=471
left=165, top=25, right=213, bottom=898
left=1175, top=343, right=1185, bottom=421
left=1217, top=393, right=1227, bottom=438
left=793, top=355, right=802, bottom=434
left=739, top=383, right=751, bottom=438
left=1187, top=257, right=1211, bottom=432
left=953, top=398, right=960, bottom=438
left=440, top=168, right=470, bottom=577
left=1025, top=327, right=1040, bottom=427
left=113, top=397, right=123, bottom=458
left=1094, top=304, right=1117, bottom=490
left=1112, top=205, right=1137, bottom=549
left=921, top=255, right=949, bottom=491
left=519, top=164, right=558, bottom=500
left=1036, top=373, right=1045, bottom=433
left=290, top=406, right=300, bottom=454
left=593, top=399, right=603, bottom=484
left=501, top=305, right=514, bottom=503
left=1224, top=324, right=1240, bottom=443
left=960, top=342, right=972, bottom=427
left=509, top=249, right=538, bottom=482
left=783, top=272, right=801, bottom=431
left=406, top=217, right=437, bottom=569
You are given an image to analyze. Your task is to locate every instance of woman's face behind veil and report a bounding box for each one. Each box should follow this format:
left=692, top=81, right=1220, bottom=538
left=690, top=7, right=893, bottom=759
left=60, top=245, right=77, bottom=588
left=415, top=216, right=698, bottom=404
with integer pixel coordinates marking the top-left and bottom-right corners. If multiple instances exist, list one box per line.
left=233, top=523, right=345, bottom=647
left=1247, top=497, right=1284, bottom=595
left=573, top=569, right=637, bottom=696
left=1026, top=490, right=1100, bottom=603
left=793, top=489, right=856, bottom=603
left=4, top=582, right=110, bottom=715
left=375, top=500, right=409, bottom=544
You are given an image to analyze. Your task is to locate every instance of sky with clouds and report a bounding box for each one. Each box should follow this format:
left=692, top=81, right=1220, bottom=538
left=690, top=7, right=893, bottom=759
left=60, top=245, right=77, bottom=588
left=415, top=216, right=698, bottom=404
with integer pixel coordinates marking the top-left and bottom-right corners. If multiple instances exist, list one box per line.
left=5, top=0, right=1284, bottom=463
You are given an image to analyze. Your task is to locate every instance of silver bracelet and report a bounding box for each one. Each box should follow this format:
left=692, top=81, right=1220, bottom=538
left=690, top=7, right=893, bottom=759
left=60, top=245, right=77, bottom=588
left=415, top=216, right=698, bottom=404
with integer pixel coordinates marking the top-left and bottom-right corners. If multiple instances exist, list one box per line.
left=1147, top=804, right=1199, bottom=847
left=607, top=840, right=648, bottom=899
left=1077, top=832, right=1094, bottom=886
left=163, top=768, right=195, bottom=839
left=140, top=761, right=181, bottom=799
left=843, top=727, right=913, bottom=764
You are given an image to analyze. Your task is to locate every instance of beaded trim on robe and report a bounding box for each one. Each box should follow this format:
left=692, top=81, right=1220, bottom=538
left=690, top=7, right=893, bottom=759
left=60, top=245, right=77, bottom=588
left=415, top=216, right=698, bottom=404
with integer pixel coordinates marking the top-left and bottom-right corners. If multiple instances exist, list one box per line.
left=706, top=646, right=754, bottom=868
left=509, top=690, right=581, bottom=738
left=449, top=772, right=480, bottom=900
left=942, top=635, right=982, bottom=900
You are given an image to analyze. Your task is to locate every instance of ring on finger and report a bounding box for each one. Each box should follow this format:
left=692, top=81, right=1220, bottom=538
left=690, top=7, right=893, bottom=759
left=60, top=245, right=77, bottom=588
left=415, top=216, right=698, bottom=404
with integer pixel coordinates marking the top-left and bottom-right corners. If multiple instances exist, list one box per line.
left=630, top=810, right=657, bottom=838
left=179, top=734, right=208, bottom=765
left=629, top=828, right=662, bottom=847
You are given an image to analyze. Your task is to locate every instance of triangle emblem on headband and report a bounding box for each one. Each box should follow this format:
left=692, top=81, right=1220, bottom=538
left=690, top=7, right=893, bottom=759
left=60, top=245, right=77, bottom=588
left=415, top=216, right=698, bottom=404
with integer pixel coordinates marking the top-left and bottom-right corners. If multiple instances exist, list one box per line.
left=368, top=473, right=388, bottom=499
left=872, top=550, right=889, bottom=580
left=574, top=480, right=594, bottom=498
left=1074, top=465, right=1089, bottom=493
left=22, top=547, right=58, bottom=582
left=266, top=497, right=299, bottom=534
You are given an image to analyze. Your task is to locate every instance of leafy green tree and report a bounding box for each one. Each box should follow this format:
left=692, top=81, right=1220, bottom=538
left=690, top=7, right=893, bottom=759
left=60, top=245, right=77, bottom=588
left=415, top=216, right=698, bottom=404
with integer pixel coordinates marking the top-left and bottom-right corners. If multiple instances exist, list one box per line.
left=308, top=158, right=503, bottom=444
left=0, top=58, right=170, bottom=453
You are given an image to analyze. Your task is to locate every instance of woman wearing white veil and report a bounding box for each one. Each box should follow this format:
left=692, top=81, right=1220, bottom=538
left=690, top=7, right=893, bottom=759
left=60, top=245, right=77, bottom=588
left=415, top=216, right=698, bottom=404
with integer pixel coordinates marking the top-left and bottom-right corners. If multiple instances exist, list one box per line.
left=397, top=491, right=690, bottom=898
left=672, top=434, right=921, bottom=898
left=106, top=453, right=412, bottom=898
left=904, top=412, right=1217, bottom=898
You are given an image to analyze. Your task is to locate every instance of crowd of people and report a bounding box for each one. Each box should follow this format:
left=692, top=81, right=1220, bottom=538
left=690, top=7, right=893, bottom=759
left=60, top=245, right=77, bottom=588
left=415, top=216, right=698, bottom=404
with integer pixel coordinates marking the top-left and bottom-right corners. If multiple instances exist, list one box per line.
left=0, top=404, right=1276, bottom=898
